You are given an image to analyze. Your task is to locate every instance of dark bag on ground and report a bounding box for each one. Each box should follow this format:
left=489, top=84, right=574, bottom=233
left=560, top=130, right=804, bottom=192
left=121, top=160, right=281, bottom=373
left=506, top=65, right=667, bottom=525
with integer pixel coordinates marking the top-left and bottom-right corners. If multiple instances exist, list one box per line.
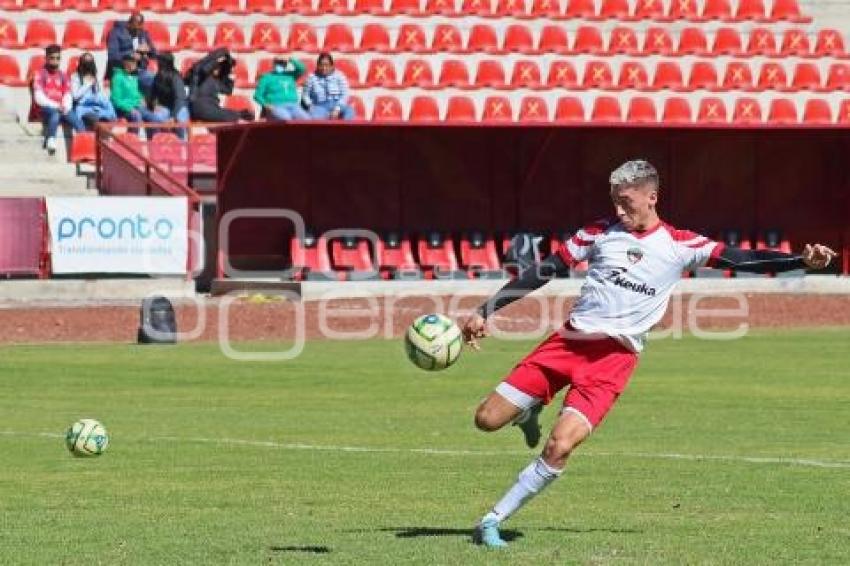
left=137, top=296, right=177, bottom=344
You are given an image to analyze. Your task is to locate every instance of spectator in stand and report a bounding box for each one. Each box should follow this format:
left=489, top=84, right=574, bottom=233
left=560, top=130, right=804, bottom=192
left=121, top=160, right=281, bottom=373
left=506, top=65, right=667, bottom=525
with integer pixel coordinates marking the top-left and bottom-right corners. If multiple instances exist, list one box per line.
left=254, top=55, right=309, bottom=121
left=302, top=52, right=355, bottom=120
left=150, top=52, right=189, bottom=137
left=71, top=51, right=116, bottom=130
left=106, top=11, right=156, bottom=95
left=33, top=44, right=82, bottom=156
left=189, top=49, right=253, bottom=123
left=110, top=54, right=168, bottom=135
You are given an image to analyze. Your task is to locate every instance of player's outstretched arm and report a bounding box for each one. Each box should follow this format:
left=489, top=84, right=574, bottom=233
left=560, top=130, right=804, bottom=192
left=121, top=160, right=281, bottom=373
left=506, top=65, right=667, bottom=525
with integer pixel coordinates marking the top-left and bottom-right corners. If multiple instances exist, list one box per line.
left=713, top=243, right=838, bottom=274
left=461, top=254, right=570, bottom=350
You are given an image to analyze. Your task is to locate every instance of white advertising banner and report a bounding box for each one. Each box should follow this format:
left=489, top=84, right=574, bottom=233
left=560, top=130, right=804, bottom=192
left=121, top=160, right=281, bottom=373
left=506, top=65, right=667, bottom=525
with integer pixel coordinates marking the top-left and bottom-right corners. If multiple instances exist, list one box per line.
left=46, top=197, right=189, bottom=274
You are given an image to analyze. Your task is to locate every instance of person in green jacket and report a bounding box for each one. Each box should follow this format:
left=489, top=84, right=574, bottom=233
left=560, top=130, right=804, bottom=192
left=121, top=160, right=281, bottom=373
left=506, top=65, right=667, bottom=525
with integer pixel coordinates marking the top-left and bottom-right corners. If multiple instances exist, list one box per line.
left=254, top=56, right=309, bottom=121
left=110, top=54, right=168, bottom=134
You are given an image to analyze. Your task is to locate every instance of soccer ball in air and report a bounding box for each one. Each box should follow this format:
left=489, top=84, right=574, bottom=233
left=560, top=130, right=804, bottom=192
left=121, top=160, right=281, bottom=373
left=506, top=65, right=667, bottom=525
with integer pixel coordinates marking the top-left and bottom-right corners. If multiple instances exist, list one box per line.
left=405, top=314, right=463, bottom=371
left=65, top=418, right=109, bottom=457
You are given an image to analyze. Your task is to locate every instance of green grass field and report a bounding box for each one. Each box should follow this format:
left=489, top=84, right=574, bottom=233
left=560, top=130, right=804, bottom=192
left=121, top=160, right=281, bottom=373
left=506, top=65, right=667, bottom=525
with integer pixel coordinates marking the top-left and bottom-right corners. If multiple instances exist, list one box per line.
left=1, top=329, right=849, bottom=565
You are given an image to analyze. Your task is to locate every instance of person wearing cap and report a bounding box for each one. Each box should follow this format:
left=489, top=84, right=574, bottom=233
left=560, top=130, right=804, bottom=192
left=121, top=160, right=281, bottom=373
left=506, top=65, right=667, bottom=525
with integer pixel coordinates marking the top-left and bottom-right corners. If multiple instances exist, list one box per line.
left=253, top=55, right=309, bottom=121
left=460, top=159, right=838, bottom=548
left=105, top=11, right=157, bottom=94
left=110, top=53, right=168, bottom=135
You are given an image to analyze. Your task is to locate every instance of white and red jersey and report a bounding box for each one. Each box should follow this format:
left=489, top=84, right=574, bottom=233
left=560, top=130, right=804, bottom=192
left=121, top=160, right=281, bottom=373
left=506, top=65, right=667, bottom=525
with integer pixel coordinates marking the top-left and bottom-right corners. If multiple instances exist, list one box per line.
left=557, top=219, right=725, bottom=353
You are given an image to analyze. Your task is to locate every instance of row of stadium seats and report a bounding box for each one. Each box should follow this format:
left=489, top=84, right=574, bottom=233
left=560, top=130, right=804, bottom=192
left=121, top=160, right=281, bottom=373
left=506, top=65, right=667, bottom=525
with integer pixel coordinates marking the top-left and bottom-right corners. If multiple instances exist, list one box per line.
left=7, top=52, right=850, bottom=94
left=0, top=0, right=811, bottom=23
left=3, top=19, right=843, bottom=59
left=287, top=229, right=793, bottom=280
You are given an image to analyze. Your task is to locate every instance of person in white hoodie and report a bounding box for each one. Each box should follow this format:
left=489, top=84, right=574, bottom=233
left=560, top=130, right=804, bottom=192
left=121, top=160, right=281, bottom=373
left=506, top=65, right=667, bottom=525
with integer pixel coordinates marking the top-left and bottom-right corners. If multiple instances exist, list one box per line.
left=33, top=44, right=83, bottom=155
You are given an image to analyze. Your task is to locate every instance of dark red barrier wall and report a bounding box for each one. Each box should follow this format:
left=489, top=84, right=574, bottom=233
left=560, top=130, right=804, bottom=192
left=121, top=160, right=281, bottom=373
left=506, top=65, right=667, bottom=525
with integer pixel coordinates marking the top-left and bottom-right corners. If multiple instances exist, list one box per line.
left=216, top=123, right=850, bottom=270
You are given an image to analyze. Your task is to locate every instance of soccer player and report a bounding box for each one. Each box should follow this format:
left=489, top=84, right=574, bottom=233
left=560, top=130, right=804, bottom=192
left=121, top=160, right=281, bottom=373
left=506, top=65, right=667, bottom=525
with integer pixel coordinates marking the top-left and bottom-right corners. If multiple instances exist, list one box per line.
left=461, top=159, right=837, bottom=548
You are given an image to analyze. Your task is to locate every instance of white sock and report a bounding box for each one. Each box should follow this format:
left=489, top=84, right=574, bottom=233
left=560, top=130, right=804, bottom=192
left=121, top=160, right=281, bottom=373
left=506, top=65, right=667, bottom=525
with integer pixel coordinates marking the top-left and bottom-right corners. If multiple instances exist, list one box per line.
left=483, top=457, right=563, bottom=524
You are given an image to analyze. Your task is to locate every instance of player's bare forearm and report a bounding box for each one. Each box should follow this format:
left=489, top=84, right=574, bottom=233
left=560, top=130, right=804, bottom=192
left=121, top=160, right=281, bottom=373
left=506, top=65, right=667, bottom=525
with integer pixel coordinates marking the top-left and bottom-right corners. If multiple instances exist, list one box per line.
left=714, top=244, right=837, bottom=274
left=476, top=254, right=570, bottom=319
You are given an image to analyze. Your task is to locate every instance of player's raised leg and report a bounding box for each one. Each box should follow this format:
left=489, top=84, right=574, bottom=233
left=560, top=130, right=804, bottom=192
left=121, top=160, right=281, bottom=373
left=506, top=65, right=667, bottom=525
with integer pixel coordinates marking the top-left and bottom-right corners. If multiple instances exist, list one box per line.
left=474, top=382, right=544, bottom=448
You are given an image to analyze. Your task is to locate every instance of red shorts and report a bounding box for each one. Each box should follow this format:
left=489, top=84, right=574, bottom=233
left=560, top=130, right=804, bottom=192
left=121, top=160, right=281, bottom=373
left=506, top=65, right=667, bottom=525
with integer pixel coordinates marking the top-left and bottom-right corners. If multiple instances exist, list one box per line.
left=498, top=327, right=638, bottom=429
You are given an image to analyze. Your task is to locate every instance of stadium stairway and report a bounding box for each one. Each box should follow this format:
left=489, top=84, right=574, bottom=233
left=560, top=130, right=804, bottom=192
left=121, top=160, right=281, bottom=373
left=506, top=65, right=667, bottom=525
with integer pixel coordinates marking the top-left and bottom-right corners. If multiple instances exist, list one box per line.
left=0, top=104, right=92, bottom=196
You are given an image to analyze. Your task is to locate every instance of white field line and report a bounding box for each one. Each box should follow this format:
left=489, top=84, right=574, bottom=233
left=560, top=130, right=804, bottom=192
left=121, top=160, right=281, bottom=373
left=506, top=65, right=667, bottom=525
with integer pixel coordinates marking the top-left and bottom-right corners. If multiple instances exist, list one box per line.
left=5, top=431, right=850, bottom=469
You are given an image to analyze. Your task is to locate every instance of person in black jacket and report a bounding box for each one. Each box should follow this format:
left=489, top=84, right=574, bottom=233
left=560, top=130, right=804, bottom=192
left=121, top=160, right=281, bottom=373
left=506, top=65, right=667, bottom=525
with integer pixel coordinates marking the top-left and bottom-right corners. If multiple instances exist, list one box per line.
left=105, top=11, right=157, bottom=95
left=150, top=52, right=189, bottom=137
left=187, top=48, right=253, bottom=123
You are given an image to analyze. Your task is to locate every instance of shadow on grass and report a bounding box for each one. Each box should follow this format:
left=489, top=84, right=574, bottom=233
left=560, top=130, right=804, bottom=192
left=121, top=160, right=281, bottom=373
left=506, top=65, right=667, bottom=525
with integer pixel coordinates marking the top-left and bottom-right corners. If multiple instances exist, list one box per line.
left=379, top=527, right=524, bottom=542
left=541, top=527, right=643, bottom=534
left=269, top=545, right=331, bottom=554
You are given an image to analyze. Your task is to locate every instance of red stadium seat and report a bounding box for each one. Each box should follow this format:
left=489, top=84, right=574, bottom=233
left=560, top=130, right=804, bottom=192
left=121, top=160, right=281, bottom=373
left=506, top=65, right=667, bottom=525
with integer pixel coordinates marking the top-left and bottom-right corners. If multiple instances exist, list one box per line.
left=171, top=0, right=208, bottom=12
left=460, top=232, right=501, bottom=278
left=503, top=24, right=536, bottom=54
left=174, top=21, right=208, bottom=50
left=780, top=29, right=811, bottom=58
left=401, top=58, right=435, bottom=88
left=209, top=0, right=247, bottom=12
left=417, top=232, right=466, bottom=279
left=626, top=96, right=658, bottom=123
left=474, top=60, right=507, bottom=89
left=518, top=96, right=549, bottom=122
left=529, top=0, right=564, bottom=19
left=423, top=0, right=456, bottom=15
left=661, top=97, right=693, bottom=124
left=537, top=25, right=570, bottom=54
left=599, top=0, right=631, bottom=19
left=702, top=0, right=732, bottom=20
left=482, top=96, right=513, bottom=122
left=735, top=0, right=767, bottom=21
left=371, top=95, right=402, bottom=121
left=0, top=18, right=20, bottom=48
left=755, top=62, right=789, bottom=91
left=789, top=63, right=822, bottom=91
left=330, top=235, right=376, bottom=280
left=721, top=62, right=754, bottom=91
left=317, top=0, right=353, bottom=13
left=590, top=96, right=622, bottom=122
left=824, top=63, right=850, bottom=92
left=287, top=23, right=319, bottom=52
left=232, top=59, right=252, bottom=88
left=223, top=95, right=254, bottom=115
left=667, top=0, right=700, bottom=20
left=376, top=232, right=419, bottom=279
left=688, top=61, right=719, bottom=90
left=363, top=58, right=398, bottom=88
left=712, top=27, right=744, bottom=56
left=438, top=59, right=471, bottom=89
left=445, top=96, right=477, bottom=121
left=322, top=23, right=357, bottom=53
left=62, top=0, right=98, bottom=11
left=290, top=231, right=335, bottom=281
left=69, top=132, right=96, bottom=163
left=573, top=25, right=605, bottom=55
left=347, top=95, right=366, bottom=119
left=767, top=98, right=798, bottom=124
left=148, top=133, right=186, bottom=167
left=432, top=24, right=465, bottom=53
left=617, top=61, right=650, bottom=90
left=565, top=0, right=599, bottom=19
left=283, top=0, right=317, bottom=13
left=246, top=0, right=282, bottom=13
left=677, top=27, right=709, bottom=56
left=62, top=20, right=98, bottom=49
left=388, top=0, right=421, bottom=14
left=180, top=56, right=200, bottom=78
left=460, top=0, right=491, bottom=16
left=697, top=97, right=728, bottom=123
left=839, top=100, right=850, bottom=125
left=467, top=24, right=501, bottom=54
left=359, top=23, right=392, bottom=53
left=24, top=55, right=45, bottom=84
left=253, top=57, right=273, bottom=84
left=408, top=96, right=440, bottom=122
left=608, top=26, right=640, bottom=55
left=554, top=96, right=585, bottom=122
left=746, top=27, right=777, bottom=57
left=213, top=22, right=248, bottom=51
left=188, top=133, right=216, bottom=167
left=23, top=19, right=57, bottom=48
left=633, top=0, right=664, bottom=20
left=732, top=97, right=762, bottom=124
left=0, top=55, right=23, bottom=86
left=495, top=0, right=528, bottom=18
left=546, top=60, right=579, bottom=89
left=140, top=21, right=171, bottom=50
left=770, top=0, right=810, bottom=23
left=582, top=60, right=614, bottom=89
left=814, top=29, right=847, bottom=58
left=802, top=99, right=832, bottom=124
left=250, top=22, right=284, bottom=52
left=395, top=24, right=430, bottom=53
left=510, top=60, right=543, bottom=89
left=334, top=58, right=361, bottom=87
left=354, top=0, right=387, bottom=14
left=650, top=61, right=685, bottom=91
left=642, top=27, right=674, bottom=55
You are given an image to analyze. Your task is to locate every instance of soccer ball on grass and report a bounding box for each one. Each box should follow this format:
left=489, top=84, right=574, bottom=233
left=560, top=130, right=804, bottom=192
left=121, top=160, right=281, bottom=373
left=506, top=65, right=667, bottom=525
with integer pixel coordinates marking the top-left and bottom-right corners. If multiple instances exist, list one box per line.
left=65, top=418, right=109, bottom=457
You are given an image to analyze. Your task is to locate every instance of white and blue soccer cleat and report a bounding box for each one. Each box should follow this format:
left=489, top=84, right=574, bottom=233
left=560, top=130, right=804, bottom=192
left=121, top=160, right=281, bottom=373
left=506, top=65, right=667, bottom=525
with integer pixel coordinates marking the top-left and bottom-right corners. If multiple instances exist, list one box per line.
left=473, top=517, right=507, bottom=548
